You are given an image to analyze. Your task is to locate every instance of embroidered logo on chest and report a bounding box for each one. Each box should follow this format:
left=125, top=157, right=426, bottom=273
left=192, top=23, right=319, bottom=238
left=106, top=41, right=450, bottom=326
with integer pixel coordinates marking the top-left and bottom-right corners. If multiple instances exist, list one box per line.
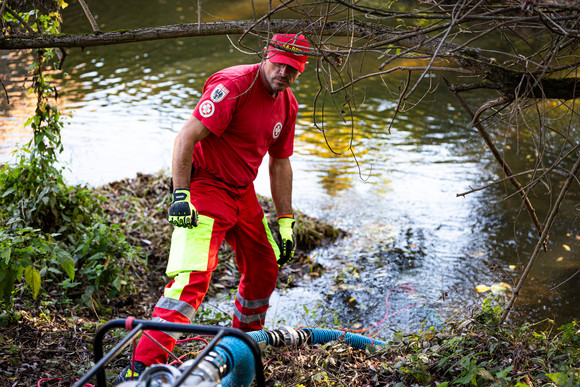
left=199, top=100, right=215, bottom=117
left=273, top=122, right=283, bottom=139
left=210, top=83, right=230, bottom=103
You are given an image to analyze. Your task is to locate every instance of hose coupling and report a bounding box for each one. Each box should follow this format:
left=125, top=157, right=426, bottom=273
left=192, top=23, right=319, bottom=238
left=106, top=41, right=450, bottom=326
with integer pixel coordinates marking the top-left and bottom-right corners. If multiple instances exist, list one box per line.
left=179, top=350, right=227, bottom=385
left=267, top=326, right=308, bottom=347
left=137, top=363, right=181, bottom=385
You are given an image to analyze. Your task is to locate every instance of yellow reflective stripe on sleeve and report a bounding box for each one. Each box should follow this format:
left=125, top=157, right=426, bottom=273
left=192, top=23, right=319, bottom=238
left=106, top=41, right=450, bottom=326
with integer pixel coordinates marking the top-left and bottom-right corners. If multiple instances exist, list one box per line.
left=263, top=216, right=280, bottom=260
left=166, top=215, right=215, bottom=277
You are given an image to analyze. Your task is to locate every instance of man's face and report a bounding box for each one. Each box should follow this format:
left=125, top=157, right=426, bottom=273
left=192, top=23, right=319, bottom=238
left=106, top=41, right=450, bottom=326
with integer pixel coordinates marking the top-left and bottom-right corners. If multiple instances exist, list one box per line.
left=261, top=59, right=300, bottom=95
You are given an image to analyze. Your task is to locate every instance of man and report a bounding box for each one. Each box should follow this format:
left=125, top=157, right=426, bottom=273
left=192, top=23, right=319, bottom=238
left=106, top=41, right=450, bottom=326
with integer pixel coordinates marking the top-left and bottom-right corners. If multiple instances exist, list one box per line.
left=115, top=33, right=309, bottom=384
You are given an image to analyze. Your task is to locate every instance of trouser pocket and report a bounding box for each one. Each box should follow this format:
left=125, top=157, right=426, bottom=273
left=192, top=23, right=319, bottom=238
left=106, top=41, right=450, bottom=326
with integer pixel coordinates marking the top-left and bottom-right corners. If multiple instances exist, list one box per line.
left=166, top=214, right=215, bottom=277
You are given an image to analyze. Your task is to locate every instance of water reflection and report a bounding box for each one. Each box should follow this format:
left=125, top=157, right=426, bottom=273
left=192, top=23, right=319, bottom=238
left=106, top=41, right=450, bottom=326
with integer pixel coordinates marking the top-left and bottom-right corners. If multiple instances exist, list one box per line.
left=0, top=0, right=578, bottom=332
left=0, top=50, right=36, bottom=156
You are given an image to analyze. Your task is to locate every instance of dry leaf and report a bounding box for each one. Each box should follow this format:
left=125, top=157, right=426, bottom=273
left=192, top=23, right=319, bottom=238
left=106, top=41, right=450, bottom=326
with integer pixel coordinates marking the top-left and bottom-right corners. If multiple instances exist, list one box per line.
left=475, top=285, right=490, bottom=293
left=490, top=284, right=507, bottom=294
left=499, top=282, right=512, bottom=290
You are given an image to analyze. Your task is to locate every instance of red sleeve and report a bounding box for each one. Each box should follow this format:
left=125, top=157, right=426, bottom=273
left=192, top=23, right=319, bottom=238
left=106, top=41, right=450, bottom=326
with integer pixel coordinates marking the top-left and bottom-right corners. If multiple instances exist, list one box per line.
left=268, top=94, right=297, bottom=159
left=192, top=75, right=238, bottom=137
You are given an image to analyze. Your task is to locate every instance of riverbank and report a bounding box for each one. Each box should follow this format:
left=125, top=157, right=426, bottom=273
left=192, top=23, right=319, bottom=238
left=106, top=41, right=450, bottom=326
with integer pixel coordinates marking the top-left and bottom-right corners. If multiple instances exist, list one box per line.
left=0, top=172, right=577, bottom=386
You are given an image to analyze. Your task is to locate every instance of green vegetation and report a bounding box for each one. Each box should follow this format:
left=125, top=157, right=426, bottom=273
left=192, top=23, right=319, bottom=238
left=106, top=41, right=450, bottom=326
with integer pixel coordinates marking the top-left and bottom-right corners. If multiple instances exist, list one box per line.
left=263, top=297, right=579, bottom=386
left=0, top=6, right=144, bottom=314
left=379, top=298, right=579, bottom=386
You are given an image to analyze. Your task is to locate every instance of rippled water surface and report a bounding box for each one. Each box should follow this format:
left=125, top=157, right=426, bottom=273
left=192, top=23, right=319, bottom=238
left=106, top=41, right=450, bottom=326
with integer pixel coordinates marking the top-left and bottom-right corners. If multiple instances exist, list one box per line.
left=1, top=0, right=578, bottom=334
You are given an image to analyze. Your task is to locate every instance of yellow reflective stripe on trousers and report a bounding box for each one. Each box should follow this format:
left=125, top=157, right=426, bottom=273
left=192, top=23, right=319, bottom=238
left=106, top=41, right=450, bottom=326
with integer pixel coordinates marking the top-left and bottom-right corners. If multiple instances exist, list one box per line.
left=166, top=214, right=215, bottom=277
left=163, top=272, right=192, bottom=301
left=263, top=216, right=280, bottom=260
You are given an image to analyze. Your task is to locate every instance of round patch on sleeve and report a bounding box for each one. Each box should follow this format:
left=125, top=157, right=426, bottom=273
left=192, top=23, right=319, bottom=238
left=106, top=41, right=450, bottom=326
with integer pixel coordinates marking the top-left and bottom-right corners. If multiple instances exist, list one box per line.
left=273, top=122, right=283, bottom=138
left=199, top=100, right=215, bottom=117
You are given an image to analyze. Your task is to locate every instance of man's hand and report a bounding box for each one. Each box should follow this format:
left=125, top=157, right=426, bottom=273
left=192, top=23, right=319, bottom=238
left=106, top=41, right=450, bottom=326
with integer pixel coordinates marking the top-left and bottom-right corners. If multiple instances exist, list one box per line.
left=168, top=189, right=198, bottom=228
left=277, top=216, right=296, bottom=266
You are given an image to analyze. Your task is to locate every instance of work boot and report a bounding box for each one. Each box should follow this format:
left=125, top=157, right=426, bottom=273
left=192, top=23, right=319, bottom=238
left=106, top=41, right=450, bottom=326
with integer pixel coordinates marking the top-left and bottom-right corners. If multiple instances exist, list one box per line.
left=113, top=361, right=148, bottom=385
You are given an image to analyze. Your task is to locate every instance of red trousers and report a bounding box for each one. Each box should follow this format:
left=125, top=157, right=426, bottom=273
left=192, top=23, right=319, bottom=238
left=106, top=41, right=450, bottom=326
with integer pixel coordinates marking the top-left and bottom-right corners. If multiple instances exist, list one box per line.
left=135, top=171, right=280, bottom=365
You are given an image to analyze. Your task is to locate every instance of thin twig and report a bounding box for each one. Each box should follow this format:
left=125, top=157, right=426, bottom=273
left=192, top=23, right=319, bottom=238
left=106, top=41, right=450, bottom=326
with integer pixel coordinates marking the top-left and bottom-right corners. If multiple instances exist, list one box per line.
left=332, top=66, right=470, bottom=95
left=456, top=166, right=570, bottom=198
left=471, top=94, right=514, bottom=127
left=443, top=76, right=547, bottom=250
left=387, top=70, right=411, bottom=135
left=0, top=77, right=9, bottom=104
left=502, top=145, right=580, bottom=201
left=550, top=269, right=580, bottom=292
left=0, top=0, right=8, bottom=28
left=500, top=154, right=580, bottom=324
left=77, top=0, right=100, bottom=32
left=6, top=6, right=35, bottom=33
left=197, top=0, right=201, bottom=34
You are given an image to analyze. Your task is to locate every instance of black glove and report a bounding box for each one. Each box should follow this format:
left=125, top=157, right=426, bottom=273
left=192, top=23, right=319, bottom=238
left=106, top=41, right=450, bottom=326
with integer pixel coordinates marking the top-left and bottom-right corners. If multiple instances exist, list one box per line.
left=168, top=189, right=198, bottom=228
left=277, top=216, right=296, bottom=266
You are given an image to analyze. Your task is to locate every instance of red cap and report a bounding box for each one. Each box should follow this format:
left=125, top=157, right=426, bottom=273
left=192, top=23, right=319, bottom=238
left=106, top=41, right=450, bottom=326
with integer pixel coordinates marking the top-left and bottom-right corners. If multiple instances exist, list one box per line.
left=266, top=34, right=309, bottom=73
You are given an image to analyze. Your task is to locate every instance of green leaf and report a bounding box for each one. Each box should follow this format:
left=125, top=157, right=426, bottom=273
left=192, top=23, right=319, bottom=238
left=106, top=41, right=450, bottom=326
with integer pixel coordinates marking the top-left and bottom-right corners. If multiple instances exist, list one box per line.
left=546, top=372, right=571, bottom=385
left=24, top=265, right=41, bottom=299
left=496, top=365, right=513, bottom=379
left=47, top=267, right=62, bottom=275
left=112, top=276, right=122, bottom=291
left=477, top=368, right=494, bottom=381
left=58, top=251, right=75, bottom=280
left=0, top=270, right=17, bottom=304
left=453, top=373, right=476, bottom=385
left=1, top=248, right=10, bottom=264
left=1, top=186, right=16, bottom=198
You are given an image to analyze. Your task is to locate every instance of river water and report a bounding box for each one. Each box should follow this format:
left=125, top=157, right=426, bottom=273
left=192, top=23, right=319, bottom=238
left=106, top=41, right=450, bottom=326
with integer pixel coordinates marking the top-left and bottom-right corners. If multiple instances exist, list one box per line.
left=1, top=1, right=578, bottom=335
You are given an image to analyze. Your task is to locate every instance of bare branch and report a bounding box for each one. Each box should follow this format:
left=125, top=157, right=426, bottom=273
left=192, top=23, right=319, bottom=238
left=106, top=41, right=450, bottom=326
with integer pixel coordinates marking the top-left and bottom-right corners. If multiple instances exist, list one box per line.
left=500, top=154, right=580, bottom=324
left=1, top=16, right=578, bottom=99
left=5, top=5, right=35, bottom=33
left=77, top=0, right=100, bottom=33
left=444, top=76, right=547, bottom=246
left=471, top=94, right=514, bottom=128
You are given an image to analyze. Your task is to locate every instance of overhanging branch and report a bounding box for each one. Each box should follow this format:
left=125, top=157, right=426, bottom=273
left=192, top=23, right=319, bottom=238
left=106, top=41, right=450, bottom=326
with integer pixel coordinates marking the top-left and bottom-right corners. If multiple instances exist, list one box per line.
left=1, top=19, right=578, bottom=100
left=0, top=20, right=333, bottom=49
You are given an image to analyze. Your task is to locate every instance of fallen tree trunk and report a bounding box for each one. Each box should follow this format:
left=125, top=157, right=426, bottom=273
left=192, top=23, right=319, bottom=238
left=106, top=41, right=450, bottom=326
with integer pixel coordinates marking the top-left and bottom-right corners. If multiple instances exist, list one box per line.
left=1, top=19, right=578, bottom=100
